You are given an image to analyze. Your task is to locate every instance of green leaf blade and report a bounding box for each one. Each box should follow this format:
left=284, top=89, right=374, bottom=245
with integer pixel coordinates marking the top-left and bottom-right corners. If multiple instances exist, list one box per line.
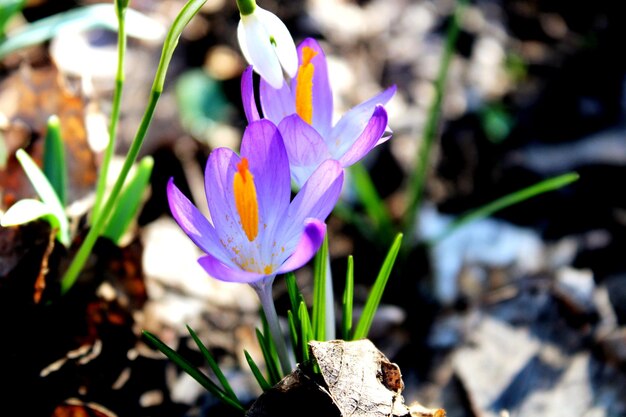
left=312, top=234, right=328, bottom=341
left=342, top=255, right=354, bottom=340
left=186, top=325, right=238, bottom=403
left=353, top=233, right=403, bottom=340
left=142, top=330, right=244, bottom=412
left=43, top=115, right=68, bottom=206
left=102, top=156, right=154, bottom=244
left=15, top=149, right=69, bottom=246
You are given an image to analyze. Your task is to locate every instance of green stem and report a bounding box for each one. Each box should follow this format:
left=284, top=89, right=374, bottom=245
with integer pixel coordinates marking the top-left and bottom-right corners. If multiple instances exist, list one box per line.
left=402, top=0, right=467, bottom=246
left=60, top=0, right=208, bottom=294
left=252, top=278, right=293, bottom=376
left=236, top=0, right=256, bottom=16
left=61, top=92, right=160, bottom=294
left=92, top=3, right=127, bottom=222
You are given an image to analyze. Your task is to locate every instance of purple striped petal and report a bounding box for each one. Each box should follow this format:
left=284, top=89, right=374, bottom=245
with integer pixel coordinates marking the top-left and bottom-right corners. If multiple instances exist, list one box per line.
left=198, top=254, right=267, bottom=284
left=292, top=38, right=333, bottom=138
left=278, top=159, right=343, bottom=244
left=338, top=105, right=388, bottom=167
left=260, top=76, right=295, bottom=124
left=276, top=219, right=326, bottom=273
left=241, top=66, right=260, bottom=122
left=240, top=120, right=291, bottom=254
left=167, top=178, right=235, bottom=267
left=328, top=85, right=396, bottom=158
left=278, top=114, right=332, bottom=187
left=204, top=147, right=251, bottom=248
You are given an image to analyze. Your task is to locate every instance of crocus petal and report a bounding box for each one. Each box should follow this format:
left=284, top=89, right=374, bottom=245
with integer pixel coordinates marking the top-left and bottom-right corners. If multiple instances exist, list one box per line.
left=238, top=14, right=283, bottom=89
left=240, top=120, right=291, bottom=254
left=278, top=159, right=343, bottom=244
left=327, top=85, right=397, bottom=157
left=278, top=114, right=332, bottom=187
left=337, top=105, right=388, bottom=167
left=260, top=76, right=295, bottom=124
left=292, top=38, right=333, bottom=137
left=276, top=219, right=326, bottom=273
left=241, top=66, right=260, bottom=122
left=198, top=254, right=267, bottom=284
left=204, top=147, right=251, bottom=247
left=167, top=178, right=235, bottom=268
left=256, top=7, right=298, bottom=78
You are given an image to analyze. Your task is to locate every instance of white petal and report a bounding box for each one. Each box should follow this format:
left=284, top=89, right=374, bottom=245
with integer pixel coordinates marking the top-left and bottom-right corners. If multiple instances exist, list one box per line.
left=237, top=20, right=253, bottom=65
left=256, top=7, right=298, bottom=78
left=239, top=13, right=284, bottom=89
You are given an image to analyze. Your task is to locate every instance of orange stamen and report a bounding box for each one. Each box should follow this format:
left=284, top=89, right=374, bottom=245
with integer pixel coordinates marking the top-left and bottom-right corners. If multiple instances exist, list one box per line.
left=295, top=46, right=318, bottom=124
left=233, top=158, right=259, bottom=241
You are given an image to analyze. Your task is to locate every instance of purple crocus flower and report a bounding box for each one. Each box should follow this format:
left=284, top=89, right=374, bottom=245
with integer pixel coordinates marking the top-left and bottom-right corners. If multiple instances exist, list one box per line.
left=241, top=37, right=396, bottom=186
left=167, top=119, right=343, bottom=285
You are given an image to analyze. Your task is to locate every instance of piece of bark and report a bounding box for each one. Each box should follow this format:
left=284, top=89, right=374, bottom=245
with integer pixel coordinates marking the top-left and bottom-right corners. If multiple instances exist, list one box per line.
left=247, top=339, right=439, bottom=417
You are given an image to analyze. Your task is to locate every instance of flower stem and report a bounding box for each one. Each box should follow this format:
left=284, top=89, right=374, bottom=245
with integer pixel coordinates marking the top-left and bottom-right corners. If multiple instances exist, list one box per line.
left=252, top=278, right=293, bottom=376
left=60, top=0, right=208, bottom=294
left=92, top=0, right=127, bottom=222
left=235, top=0, right=256, bottom=16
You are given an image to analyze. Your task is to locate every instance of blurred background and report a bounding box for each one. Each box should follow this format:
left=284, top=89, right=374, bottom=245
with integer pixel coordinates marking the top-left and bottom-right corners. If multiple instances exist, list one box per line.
left=1, top=0, right=626, bottom=415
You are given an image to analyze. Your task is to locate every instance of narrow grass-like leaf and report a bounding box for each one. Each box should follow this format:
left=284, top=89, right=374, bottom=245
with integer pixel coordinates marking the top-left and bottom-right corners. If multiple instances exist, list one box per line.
left=142, top=330, right=245, bottom=412
left=353, top=233, right=403, bottom=340
left=0, top=4, right=164, bottom=59
left=186, top=325, right=238, bottom=402
left=42, top=115, right=67, bottom=206
left=342, top=255, right=354, bottom=340
left=255, top=328, right=281, bottom=385
left=244, top=350, right=272, bottom=391
left=284, top=272, right=301, bottom=322
left=403, top=0, right=468, bottom=245
left=102, top=156, right=154, bottom=244
left=298, top=302, right=313, bottom=363
left=15, top=149, right=69, bottom=246
left=312, top=234, right=328, bottom=341
left=429, top=172, right=580, bottom=245
left=349, top=163, right=394, bottom=243
left=287, top=310, right=299, bottom=362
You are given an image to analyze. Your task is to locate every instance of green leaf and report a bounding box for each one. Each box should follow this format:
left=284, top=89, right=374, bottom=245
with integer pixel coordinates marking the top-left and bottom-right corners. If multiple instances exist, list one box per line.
left=0, top=199, right=59, bottom=229
left=0, top=4, right=165, bottom=59
left=353, top=233, right=403, bottom=340
left=186, top=325, right=238, bottom=403
left=429, top=172, right=580, bottom=244
left=312, top=234, right=328, bottom=341
left=402, top=0, right=468, bottom=244
left=0, top=0, right=25, bottom=38
left=142, top=330, right=245, bottom=412
left=43, top=115, right=67, bottom=206
left=255, top=328, right=281, bottom=385
left=244, top=350, right=272, bottom=391
left=349, top=163, right=394, bottom=243
left=284, top=272, right=301, bottom=321
left=286, top=310, right=299, bottom=362
left=298, top=301, right=313, bottom=363
left=102, top=156, right=154, bottom=244
left=342, top=255, right=354, bottom=340
left=15, top=149, right=69, bottom=246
